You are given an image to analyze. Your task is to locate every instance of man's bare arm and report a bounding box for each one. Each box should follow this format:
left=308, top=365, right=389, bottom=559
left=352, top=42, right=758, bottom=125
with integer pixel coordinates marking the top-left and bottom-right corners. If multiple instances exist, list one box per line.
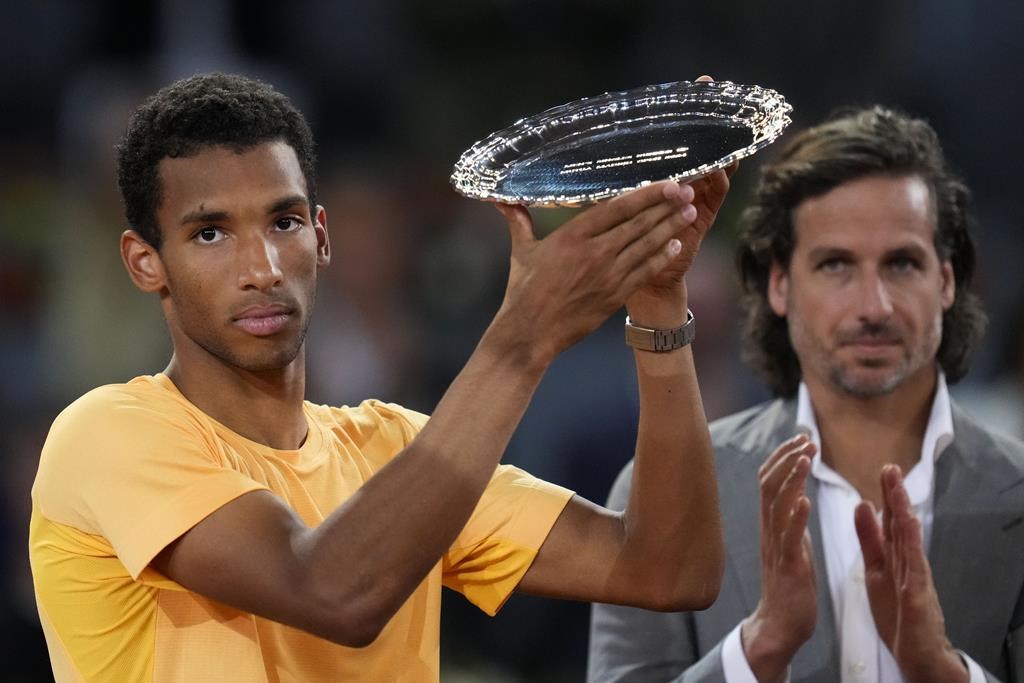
left=517, top=340, right=723, bottom=612
left=518, top=166, right=734, bottom=611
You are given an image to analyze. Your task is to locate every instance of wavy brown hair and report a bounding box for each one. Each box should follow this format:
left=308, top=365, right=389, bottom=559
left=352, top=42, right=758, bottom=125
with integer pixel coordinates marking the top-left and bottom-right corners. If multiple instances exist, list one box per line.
left=736, top=106, right=987, bottom=397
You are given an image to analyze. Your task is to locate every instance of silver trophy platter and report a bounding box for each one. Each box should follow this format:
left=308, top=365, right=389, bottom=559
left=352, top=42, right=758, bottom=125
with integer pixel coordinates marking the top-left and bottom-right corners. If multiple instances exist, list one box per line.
left=451, top=79, right=792, bottom=207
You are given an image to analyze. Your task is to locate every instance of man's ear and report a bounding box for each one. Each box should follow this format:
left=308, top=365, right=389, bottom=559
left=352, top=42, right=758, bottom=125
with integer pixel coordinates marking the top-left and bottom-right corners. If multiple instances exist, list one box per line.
left=767, top=260, right=789, bottom=317
left=120, top=230, right=167, bottom=293
left=940, top=260, right=955, bottom=311
left=314, top=205, right=330, bottom=268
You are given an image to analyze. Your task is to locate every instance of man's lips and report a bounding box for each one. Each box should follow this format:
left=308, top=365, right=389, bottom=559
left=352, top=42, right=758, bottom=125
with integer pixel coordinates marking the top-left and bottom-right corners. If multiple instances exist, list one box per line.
left=232, top=304, right=294, bottom=336
left=842, top=338, right=900, bottom=347
left=840, top=337, right=903, bottom=359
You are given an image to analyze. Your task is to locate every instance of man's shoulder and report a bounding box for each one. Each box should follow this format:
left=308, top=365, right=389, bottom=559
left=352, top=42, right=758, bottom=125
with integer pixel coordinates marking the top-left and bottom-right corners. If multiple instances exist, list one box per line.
left=38, top=375, right=216, bottom=484
left=34, top=377, right=209, bottom=521
left=709, top=398, right=796, bottom=459
left=53, top=376, right=185, bottom=430
left=951, top=401, right=1024, bottom=469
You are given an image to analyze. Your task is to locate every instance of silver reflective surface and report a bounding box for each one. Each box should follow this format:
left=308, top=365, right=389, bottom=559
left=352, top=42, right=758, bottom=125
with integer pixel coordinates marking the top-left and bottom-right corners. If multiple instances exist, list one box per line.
left=451, top=80, right=792, bottom=206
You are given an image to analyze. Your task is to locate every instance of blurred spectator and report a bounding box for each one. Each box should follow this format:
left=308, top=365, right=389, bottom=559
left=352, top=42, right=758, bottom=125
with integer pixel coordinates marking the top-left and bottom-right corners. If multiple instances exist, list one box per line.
left=44, top=67, right=170, bottom=400
left=305, top=157, right=429, bottom=408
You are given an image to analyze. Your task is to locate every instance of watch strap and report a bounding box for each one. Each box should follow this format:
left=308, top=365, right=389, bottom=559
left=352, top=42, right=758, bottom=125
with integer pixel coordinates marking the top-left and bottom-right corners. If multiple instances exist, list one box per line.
left=624, top=309, right=695, bottom=352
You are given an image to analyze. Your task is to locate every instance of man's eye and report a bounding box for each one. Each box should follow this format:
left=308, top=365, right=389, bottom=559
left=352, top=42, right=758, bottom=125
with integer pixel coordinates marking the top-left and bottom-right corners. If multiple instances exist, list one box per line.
left=275, top=218, right=302, bottom=231
left=818, top=258, right=846, bottom=273
left=890, top=257, right=919, bottom=273
left=195, top=227, right=224, bottom=243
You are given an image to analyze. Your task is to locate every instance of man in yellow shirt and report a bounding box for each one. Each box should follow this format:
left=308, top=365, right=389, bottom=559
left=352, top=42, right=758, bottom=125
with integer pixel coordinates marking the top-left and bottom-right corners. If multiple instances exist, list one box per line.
left=30, top=72, right=729, bottom=681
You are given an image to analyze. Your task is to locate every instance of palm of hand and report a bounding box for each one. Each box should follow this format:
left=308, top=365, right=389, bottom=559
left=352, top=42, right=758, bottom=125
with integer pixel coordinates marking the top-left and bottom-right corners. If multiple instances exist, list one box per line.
left=766, top=530, right=818, bottom=639
left=863, top=562, right=898, bottom=648
left=855, top=474, right=964, bottom=683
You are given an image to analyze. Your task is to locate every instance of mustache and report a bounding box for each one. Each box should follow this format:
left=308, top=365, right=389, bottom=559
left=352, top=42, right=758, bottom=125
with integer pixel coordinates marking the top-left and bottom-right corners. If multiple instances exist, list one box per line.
left=836, top=322, right=902, bottom=345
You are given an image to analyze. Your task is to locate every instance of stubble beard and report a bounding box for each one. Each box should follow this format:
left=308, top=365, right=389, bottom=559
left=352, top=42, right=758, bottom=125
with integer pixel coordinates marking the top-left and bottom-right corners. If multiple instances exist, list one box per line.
left=196, top=313, right=312, bottom=372
left=828, top=361, right=907, bottom=398
left=178, top=284, right=317, bottom=374
left=789, top=310, right=942, bottom=400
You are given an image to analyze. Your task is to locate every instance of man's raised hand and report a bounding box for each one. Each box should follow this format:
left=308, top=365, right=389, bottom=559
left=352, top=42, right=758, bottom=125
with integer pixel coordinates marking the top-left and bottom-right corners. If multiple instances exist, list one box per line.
left=741, top=434, right=818, bottom=683
left=492, top=180, right=696, bottom=363
left=855, top=465, right=968, bottom=683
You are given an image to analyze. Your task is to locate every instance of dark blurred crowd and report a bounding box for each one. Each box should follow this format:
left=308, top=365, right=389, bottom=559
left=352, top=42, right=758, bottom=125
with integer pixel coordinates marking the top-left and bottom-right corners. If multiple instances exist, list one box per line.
left=2, top=1, right=1022, bottom=680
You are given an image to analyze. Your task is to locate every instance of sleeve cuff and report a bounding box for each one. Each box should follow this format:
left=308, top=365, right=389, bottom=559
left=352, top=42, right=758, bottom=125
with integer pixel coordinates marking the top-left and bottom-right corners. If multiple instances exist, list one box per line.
left=118, top=477, right=267, bottom=579
left=958, top=650, right=987, bottom=683
left=722, top=623, right=791, bottom=683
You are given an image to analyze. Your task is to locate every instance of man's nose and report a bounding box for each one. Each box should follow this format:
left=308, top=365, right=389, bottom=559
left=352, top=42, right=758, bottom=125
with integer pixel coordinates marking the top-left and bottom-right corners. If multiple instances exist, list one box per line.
left=857, top=271, right=894, bottom=322
left=237, top=234, right=283, bottom=291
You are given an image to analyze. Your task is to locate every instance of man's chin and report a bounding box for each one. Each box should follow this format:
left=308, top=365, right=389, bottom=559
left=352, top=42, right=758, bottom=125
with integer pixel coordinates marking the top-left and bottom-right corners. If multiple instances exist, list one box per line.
left=190, top=326, right=307, bottom=375
left=832, top=368, right=905, bottom=398
left=238, top=349, right=303, bottom=373
left=220, top=340, right=305, bottom=374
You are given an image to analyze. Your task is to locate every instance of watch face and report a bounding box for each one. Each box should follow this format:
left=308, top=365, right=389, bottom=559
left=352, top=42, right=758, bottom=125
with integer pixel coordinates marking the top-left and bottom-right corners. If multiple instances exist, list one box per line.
left=452, top=80, right=791, bottom=207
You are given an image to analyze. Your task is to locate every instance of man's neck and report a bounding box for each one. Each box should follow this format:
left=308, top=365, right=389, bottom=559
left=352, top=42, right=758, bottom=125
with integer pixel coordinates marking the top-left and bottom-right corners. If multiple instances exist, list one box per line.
left=164, top=351, right=309, bottom=451
left=806, top=367, right=937, bottom=506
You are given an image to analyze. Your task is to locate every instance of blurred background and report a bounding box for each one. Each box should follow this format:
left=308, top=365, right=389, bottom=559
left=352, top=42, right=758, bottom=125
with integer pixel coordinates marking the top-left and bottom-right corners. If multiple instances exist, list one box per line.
left=2, top=1, right=1022, bottom=680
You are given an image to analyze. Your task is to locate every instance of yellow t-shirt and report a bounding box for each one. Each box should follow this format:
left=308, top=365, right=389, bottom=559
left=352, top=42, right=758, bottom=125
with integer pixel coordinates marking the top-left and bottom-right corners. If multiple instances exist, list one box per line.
left=30, top=374, right=573, bottom=682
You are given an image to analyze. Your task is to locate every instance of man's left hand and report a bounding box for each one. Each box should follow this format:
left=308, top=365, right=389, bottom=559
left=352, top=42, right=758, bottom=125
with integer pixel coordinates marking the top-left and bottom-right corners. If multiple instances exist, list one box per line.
left=854, top=465, right=969, bottom=683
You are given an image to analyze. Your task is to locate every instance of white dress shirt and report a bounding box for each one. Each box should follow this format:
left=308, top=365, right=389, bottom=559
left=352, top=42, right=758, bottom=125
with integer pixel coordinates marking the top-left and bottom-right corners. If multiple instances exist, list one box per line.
left=720, top=374, right=986, bottom=682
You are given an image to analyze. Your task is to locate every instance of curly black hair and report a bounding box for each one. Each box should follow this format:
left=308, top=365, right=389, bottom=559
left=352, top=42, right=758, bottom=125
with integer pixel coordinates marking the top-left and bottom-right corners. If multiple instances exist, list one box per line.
left=736, top=106, right=987, bottom=397
left=116, top=72, right=317, bottom=249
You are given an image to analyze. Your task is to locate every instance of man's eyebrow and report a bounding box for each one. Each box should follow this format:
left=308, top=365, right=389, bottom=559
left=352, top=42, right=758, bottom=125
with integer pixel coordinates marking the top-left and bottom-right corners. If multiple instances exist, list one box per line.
left=177, top=196, right=309, bottom=226
left=887, top=243, right=929, bottom=258
left=180, top=208, right=229, bottom=226
left=267, top=195, right=310, bottom=215
left=806, top=246, right=851, bottom=260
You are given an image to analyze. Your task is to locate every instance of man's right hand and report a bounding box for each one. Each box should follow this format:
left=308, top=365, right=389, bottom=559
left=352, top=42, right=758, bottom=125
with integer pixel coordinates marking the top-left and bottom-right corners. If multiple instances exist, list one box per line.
left=740, top=434, right=818, bottom=683
left=491, top=180, right=697, bottom=366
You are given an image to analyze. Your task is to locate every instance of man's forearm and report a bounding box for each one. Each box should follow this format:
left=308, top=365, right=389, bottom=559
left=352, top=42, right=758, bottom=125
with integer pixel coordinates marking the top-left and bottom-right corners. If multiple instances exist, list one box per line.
left=619, top=298, right=724, bottom=609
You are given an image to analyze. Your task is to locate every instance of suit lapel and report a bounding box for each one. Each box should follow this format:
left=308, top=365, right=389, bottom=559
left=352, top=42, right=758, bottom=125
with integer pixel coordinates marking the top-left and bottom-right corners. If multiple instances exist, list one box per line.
left=721, top=400, right=794, bottom=613
left=930, top=406, right=1024, bottom=671
left=724, top=462, right=762, bottom=612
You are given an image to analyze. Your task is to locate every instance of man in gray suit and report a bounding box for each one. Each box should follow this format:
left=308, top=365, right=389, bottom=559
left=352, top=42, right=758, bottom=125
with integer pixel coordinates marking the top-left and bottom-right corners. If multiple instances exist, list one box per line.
left=588, top=107, right=1024, bottom=682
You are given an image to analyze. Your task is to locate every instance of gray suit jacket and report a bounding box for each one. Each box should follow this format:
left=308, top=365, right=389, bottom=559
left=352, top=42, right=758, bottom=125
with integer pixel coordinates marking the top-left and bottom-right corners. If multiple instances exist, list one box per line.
left=588, top=398, right=1024, bottom=682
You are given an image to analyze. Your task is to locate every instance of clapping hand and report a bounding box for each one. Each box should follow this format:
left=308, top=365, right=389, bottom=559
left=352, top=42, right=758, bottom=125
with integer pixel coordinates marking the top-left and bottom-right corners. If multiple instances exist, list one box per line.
left=854, top=465, right=968, bottom=683
left=741, top=434, right=818, bottom=683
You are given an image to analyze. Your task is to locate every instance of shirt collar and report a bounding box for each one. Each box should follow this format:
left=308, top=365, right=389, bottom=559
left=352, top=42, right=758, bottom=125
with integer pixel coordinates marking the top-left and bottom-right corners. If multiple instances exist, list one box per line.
left=796, top=372, right=954, bottom=503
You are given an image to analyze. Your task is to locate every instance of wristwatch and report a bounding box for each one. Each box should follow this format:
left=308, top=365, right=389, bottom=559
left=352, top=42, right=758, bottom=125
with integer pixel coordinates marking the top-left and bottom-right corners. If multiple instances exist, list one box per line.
left=624, top=310, right=695, bottom=352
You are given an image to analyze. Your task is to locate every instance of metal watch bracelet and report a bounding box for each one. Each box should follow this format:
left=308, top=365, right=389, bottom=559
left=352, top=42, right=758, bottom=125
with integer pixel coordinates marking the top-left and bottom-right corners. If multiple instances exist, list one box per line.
left=624, top=309, right=695, bottom=352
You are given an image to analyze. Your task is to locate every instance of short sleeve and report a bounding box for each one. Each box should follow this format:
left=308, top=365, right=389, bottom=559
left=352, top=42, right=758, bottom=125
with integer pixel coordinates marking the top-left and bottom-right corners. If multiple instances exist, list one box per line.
left=442, top=465, right=573, bottom=616
left=32, top=385, right=267, bottom=578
